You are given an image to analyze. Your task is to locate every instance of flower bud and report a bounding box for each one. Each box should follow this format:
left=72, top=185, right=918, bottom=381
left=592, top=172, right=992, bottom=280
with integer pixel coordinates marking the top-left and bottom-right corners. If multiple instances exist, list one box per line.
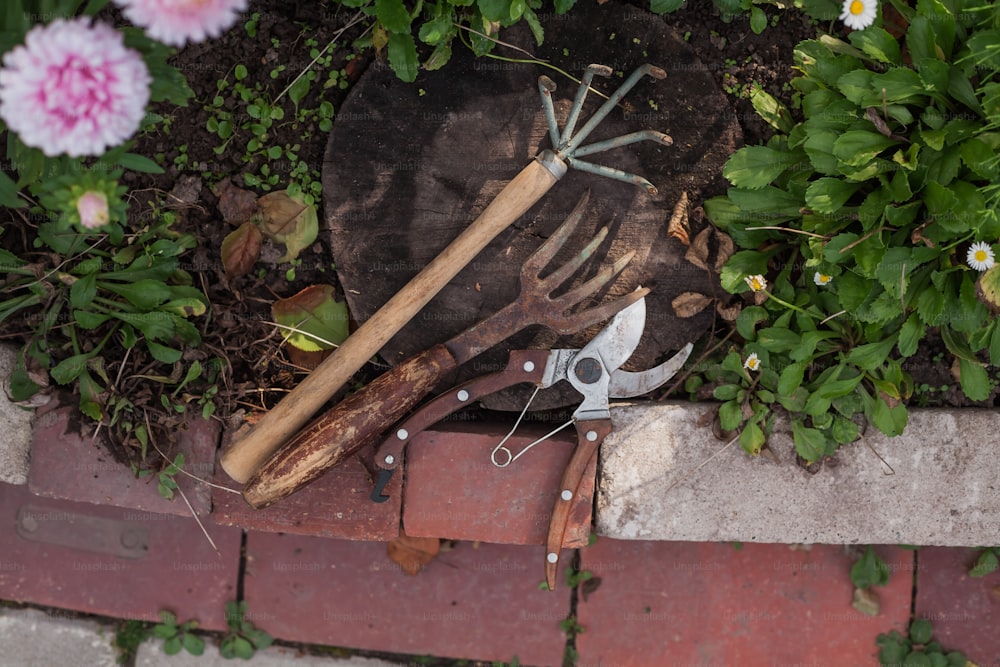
left=77, top=191, right=109, bottom=229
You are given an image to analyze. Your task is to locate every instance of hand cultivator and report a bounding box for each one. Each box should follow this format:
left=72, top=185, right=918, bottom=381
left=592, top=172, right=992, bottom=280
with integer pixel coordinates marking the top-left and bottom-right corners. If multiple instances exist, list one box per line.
left=222, top=63, right=677, bottom=542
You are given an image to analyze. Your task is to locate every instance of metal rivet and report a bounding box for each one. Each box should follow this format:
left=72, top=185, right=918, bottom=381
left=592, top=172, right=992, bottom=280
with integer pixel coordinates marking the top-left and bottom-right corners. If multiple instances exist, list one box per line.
left=561, top=490, right=573, bottom=501
left=121, top=529, right=142, bottom=549
left=457, top=390, right=469, bottom=402
left=573, top=357, right=603, bottom=384
left=523, top=361, right=535, bottom=373
left=20, top=515, right=38, bottom=533
left=586, top=430, right=598, bottom=442
left=384, top=454, right=395, bottom=465
left=546, top=552, right=559, bottom=564
left=396, top=429, right=408, bottom=440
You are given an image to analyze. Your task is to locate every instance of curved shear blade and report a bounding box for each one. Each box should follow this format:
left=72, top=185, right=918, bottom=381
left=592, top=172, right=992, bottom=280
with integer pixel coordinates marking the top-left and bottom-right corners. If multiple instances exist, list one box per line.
left=577, top=294, right=647, bottom=374
left=608, top=342, right=693, bottom=398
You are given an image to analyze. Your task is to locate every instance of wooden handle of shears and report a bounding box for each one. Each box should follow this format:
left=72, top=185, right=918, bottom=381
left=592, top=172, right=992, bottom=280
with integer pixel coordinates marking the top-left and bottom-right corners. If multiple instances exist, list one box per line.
left=544, top=418, right=613, bottom=590
left=241, top=344, right=458, bottom=509
left=220, top=157, right=561, bottom=484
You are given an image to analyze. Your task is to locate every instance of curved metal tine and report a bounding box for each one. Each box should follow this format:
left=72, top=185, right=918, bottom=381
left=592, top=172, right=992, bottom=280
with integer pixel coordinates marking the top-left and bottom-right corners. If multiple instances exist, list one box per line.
left=491, top=385, right=576, bottom=467
left=556, top=250, right=636, bottom=309
left=558, top=64, right=613, bottom=148
left=572, top=130, right=673, bottom=158
left=554, top=286, right=650, bottom=335
left=521, top=190, right=591, bottom=278
left=538, top=76, right=561, bottom=149
left=539, top=226, right=609, bottom=289
left=567, top=157, right=658, bottom=195
left=563, top=64, right=667, bottom=156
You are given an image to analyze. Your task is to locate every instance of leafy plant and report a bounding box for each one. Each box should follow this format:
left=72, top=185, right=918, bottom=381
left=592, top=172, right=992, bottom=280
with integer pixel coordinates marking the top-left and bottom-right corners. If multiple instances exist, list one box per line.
left=152, top=610, right=205, bottom=656
left=851, top=545, right=890, bottom=589
left=136, top=452, right=185, bottom=500
left=703, top=1, right=1000, bottom=462
left=650, top=0, right=841, bottom=34
left=113, top=619, right=151, bottom=665
left=876, top=618, right=967, bottom=666
left=220, top=601, right=273, bottom=659
left=969, top=546, right=1000, bottom=577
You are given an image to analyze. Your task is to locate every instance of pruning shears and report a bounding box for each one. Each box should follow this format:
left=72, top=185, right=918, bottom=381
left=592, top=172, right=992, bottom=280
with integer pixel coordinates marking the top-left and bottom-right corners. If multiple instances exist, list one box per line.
left=370, top=294, right=692, bottom=589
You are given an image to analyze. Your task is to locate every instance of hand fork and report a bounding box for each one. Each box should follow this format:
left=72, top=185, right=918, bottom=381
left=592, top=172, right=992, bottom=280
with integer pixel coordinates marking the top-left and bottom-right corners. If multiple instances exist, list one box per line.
left=241, top=191, right=648, bottom=508
left=221, top=63, right=671, bottom=485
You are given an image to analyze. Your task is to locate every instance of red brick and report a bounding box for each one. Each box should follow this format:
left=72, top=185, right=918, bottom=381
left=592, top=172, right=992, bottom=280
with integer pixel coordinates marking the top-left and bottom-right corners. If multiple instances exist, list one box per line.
left=915, top=546, right=1000, bottom=664
left=212, top=452, right=400, bottom=540
left=0, top=481, right=241, bottom=630
left=403, top=422, right=594, bottom=547
left=29, top=404, right=217, bottom=516
left=244, top=532, right=571, bottom=665
left=577, top=540, right=913, bottom=666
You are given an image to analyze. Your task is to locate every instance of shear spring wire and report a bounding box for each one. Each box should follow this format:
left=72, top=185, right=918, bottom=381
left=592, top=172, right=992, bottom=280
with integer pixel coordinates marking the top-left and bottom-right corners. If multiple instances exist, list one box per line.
left=491, top=385, right=576, bottom=467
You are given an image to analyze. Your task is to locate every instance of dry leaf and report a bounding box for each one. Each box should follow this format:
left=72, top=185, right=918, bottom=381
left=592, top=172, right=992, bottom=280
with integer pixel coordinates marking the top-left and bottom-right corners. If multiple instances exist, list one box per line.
left=714, top=229, right=735, bottom=271
left=258, top=190, right=318, bottom=263
left=716, top=301, right=742, bottom=322
left=910, top=219, right=936, bottom=248
left=852, top=586, right=880, bottom=617
left=672, top=292, right=713, bottom=318
left=220, top=221, right=262, bottom=279
left=865, top=107, right=908, bottom=142
left=215, top=178, right=259, bottom=226
left=666, top=192, right=690, bottom=246
left=387, top=531, right=441, bottom=576
left=285, top=346, right=332, bottom=371
left=684, top=227, right=712, bottom=271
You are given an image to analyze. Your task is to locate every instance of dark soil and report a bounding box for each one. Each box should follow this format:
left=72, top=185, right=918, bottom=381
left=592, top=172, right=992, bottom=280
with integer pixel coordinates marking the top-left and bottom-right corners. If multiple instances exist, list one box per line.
left=3, top=0, right=987, bottom=465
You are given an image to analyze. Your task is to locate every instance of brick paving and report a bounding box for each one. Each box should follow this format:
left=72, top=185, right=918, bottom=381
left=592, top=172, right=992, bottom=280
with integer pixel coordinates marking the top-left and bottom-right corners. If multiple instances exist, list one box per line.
left=4, top=408, right=1000, bottom=665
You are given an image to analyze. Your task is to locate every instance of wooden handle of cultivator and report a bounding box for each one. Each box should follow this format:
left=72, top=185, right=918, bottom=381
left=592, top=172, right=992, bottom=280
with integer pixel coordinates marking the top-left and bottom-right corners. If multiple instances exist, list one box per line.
left=241, top=344, right=458, bottom=508
left=220, top=157, right=562, bottom=484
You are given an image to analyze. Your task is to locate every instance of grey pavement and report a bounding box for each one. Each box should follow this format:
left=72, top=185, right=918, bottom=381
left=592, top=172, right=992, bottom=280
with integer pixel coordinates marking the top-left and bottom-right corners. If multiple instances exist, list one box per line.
left=597, top=402, right=1000, bottom=546
left=136, top=640, right=406, bottom=666
left=0, top=607, right=118, bottom=667
left=0, top=344, right=35, bottom=485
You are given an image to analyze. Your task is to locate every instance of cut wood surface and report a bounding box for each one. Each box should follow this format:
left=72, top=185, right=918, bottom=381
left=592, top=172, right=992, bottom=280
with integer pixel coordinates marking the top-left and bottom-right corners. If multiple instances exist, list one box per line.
left=323, top=2, right=740, bottom=409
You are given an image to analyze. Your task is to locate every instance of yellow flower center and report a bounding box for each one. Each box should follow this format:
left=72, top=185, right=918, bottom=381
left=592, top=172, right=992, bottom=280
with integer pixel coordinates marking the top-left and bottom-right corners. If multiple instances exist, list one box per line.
left=976, top=250, right=988, bottom=262
left=850, top=0, right=864, bottom=14
left=747, top=358, right=759, bottom=369
left=751, top=278, right=763, bottom=290
left=819, top=274, right=831, bottom=283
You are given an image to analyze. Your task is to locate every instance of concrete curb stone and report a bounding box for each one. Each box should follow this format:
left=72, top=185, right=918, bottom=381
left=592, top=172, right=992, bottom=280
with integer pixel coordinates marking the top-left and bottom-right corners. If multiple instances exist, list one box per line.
left=0, top=607, right=117, bottom=667
left=597, top=403, right=1000, bottom=545
left=136, top=639, right=409, bottom=666
left=0, top=344, right=34, bottom=485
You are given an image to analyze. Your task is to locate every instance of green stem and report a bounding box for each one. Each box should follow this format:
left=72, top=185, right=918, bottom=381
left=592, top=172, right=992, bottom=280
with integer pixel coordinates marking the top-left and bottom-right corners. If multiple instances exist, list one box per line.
left=764, top=290, right=815, bottom=318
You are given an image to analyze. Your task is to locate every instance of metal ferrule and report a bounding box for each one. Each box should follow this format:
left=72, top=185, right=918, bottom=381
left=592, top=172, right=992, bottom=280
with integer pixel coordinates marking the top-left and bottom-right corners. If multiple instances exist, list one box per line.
left=536, top=149, right=568, bottom=180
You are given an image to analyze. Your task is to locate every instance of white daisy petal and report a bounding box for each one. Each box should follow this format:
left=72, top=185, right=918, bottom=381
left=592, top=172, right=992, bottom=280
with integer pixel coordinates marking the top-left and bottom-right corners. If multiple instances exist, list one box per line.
left=840, top=0, right=878, bottom=30
left=966, top=241, right=996, bottom=272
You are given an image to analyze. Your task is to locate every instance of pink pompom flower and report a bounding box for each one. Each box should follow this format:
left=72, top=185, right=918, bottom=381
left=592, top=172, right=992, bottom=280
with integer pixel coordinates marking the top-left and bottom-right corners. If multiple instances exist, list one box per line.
left=0, top=19, right=151, bottom=158
left=114, top=0, right=248, bottom=47
left=76, top=191, right=110, bottom=229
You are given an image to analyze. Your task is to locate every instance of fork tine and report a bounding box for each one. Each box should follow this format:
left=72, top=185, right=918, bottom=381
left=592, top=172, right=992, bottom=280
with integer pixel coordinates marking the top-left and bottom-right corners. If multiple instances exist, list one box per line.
left=521, top=190, right=590, bottom=277
left=540, top=225, right=609, bottom=288
left=553, top=286, right=651, bottom=335
left=556, top=249, right=637, bottom=308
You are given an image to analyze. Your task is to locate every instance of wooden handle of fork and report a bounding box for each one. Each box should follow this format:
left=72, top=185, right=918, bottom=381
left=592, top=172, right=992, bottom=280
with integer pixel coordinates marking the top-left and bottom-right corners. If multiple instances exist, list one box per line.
left=220, top=157, right=562, bottom=484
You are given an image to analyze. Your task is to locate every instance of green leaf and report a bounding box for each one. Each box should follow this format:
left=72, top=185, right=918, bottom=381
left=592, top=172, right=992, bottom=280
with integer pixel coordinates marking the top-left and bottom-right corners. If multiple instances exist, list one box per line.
left=957, top=358, right=990, bottom=401
left=180, top=631, right=204, bottom=655
left=846, top=337, right=897, bottom=371
left=778, top=361, right=807, bottom=397
left=102, top=279, right=173, bottom=310
left=272, top=284, right=350, bottom=351
left=970, top=550, right=999, bottom=578
left=387, top=31, right=419, bottom=82
left=233, top=636, right=255, bottom=659
left=521, top=6, right=543, bottom=45
left=713, top=384, right=740, bottom=401
left=898, top=314, right=925, bottom=357
left=749, top=6, right=767, bottom=34
left=288, top=76, right=311, bottom=110
left=832, top=131, right=898, bottom=167
left=871, top=395, right=907, bottom=436
left=554, top=0, right=577, bottom=12
left=735, top=306, right=769, bottom=340
left=112, top=312, right=176, bottom=342
left=851, top=546, right=889, bottom=589
left=146, top=341, right=183, bottom=364
left=722, top=146, right=800, bottom=190
left=718, top=400, right=743, bottom=431
left=163, top=636, right=182, bottom=655
left=0, top=170, right=23, bottom=208
left=118, top=153, right=165, bottom=174
left=831, top=415, right=860, bottom=444
left=375, top=0, right=411, bottom=32
left=909, top=618, right=933, bottom=644
left=650, top=0, right=684, bottom=12
left=740, top=421, right=765, bottom=455
left=720, top=251, right=772, bottom=293
left=804, top=178, right=860, bottom=214
left=791, top=420, right=825, bottom=462
left=757, top=327, right=800, bottom=353
left=847, top=27, right=901, bottom=63
left=51, top=354, right=92, bottom=385
left=70, top=272, right=98, bottom=310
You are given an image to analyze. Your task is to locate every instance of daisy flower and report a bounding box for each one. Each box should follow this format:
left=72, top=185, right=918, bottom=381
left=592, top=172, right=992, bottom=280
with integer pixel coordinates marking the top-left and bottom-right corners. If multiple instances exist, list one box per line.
left=814, top=272, right=833, bottom=286
left=115, top=0, right=248, bottom=47
left=744, top=353, right=761, bottom=372
left=840, top=0, right=878, bottom=31
left=744, top=274, right=767, bottom=293
left=77, top=191, right=110, bottom=229
left=0, top=19, right=150, bottom=157
left=967, top=241, right=996, bottom=272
